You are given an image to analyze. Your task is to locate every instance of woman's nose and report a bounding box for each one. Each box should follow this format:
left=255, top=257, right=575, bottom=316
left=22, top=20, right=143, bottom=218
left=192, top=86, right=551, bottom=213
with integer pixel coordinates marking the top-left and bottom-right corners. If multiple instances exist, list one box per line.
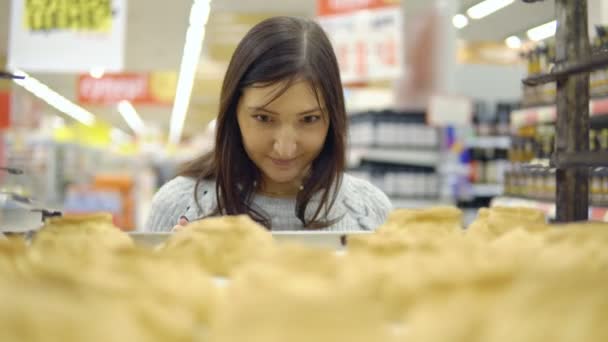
left=273, top=127, right=297, bottom=158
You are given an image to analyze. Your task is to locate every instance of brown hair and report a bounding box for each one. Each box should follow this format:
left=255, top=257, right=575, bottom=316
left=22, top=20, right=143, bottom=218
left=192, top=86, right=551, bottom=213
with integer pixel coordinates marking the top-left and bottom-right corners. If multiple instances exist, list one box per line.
left=180, top=16, right=346, bottom=229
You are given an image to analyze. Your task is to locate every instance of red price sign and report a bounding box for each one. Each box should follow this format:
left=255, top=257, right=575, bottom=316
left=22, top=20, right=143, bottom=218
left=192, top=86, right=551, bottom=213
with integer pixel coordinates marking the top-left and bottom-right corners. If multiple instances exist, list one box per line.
left=317, top=5, right=402, bottom=83
left=0, top=92, right=10, bottom=130
left=317, top=0, right=397, bottom=16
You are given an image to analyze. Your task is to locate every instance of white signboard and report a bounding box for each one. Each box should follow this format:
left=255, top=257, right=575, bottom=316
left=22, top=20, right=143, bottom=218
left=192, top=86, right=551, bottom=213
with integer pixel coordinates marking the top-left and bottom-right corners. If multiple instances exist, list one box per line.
left=8, top=0, right=127, bottom=73
left=427, top=95, right=473, bottom=126
left=318, top=6, right=403, bottom=84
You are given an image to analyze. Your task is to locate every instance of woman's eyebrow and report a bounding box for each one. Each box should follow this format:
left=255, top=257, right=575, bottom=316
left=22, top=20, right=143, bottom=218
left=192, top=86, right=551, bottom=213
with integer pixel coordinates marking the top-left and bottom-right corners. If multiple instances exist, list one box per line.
left=248, top=106, right=323, bottom=116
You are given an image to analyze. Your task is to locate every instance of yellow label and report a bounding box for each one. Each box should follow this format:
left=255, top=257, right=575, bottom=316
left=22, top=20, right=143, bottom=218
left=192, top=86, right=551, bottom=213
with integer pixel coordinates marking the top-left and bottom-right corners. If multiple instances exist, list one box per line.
left=52, top=125, right=76, bottom=142
left=149, top=71, right=178, bottom=103
left=53, top=120, right=112, bottom=147
left=24, top=0, right=113, bottom=32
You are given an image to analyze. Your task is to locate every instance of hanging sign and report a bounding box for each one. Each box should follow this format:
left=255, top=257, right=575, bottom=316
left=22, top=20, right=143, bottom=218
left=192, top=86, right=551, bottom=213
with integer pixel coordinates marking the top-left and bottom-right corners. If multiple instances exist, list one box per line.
left=77, top=72, right=176, bottom=105
left=317, top=0, right=403, bottom=83
left=8, top=0, right=127, bottom=72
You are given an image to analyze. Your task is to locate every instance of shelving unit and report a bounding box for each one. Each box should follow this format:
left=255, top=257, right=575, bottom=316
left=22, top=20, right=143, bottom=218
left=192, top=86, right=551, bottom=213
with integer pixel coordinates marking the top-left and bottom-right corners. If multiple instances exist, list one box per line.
left=505, top=0, right=608, bottom=222
left=348, top=147, right=439, bottom=168
left=465, top=136, right=511, bottom=149
left=347, top=110, right=444, bottom=207
left=471, top=183, right=504, bottom=198
left=511, top=97, right=608, bottom=128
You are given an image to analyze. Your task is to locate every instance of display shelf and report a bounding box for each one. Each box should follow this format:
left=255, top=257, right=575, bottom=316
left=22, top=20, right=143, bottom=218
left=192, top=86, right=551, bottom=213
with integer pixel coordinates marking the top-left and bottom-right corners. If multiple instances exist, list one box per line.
left=523, top=51, right=608, bottom=86
left=348, top=148, right=439, bottom=168
left=465, top=136, right=511, bottom=149
left=491, top=196, right=608, bottom=222
left=130, top=231, right=372, bottom=250
left=511, top=97, right=608, bottom=128
left=0, top=192, right=45, bottom=232
left=391, top=198, right=453, bottom=209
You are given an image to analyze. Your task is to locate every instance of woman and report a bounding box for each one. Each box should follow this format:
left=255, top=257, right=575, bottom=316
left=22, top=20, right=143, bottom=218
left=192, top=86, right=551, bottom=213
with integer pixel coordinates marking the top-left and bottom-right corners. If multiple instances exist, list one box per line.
left=146, top=16, right=391, bottom=232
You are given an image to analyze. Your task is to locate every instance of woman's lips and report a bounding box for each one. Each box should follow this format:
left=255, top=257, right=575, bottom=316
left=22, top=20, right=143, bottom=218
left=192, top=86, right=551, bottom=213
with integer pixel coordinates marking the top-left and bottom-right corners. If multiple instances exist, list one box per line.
left=270, top=157, right=296, bottom=168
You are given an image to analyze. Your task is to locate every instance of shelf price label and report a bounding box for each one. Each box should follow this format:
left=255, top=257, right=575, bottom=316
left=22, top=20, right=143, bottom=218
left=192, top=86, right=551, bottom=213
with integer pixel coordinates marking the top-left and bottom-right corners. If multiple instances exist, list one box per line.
left=427, top=95, right=472, bottom=126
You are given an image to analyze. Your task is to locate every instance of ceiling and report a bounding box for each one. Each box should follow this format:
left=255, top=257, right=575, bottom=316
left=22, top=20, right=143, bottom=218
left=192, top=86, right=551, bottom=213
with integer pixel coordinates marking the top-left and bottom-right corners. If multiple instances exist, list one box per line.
left=459, top=0, right=555, bottom=41
left=0, top=0, right=556, bottom=140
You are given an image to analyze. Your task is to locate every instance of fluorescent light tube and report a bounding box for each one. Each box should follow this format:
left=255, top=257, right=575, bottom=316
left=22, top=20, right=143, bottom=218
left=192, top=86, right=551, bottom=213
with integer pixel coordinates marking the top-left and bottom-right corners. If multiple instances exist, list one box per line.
left=467, top=0, right=515, bottom=19
left=118, top=100, right=145, bottom=135
left=527, top=20, right=557, bottom=41
left=12, top=70, right=96, bottom=126
left=169, top=0, right=211, bottom=145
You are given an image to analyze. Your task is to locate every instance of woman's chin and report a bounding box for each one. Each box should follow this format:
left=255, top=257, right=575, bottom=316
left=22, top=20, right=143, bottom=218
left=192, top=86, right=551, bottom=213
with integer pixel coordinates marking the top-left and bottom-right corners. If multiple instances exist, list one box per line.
left=262, top=171, right=302, bottom=186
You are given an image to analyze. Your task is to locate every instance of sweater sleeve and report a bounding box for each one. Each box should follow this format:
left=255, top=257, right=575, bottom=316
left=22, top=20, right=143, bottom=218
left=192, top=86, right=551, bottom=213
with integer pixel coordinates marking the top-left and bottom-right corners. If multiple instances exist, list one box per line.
left=341, top=174, right=393, bottom=230
left=362, top=181, right=392, bottom=228
left=145, top=176, right=197, bottom=232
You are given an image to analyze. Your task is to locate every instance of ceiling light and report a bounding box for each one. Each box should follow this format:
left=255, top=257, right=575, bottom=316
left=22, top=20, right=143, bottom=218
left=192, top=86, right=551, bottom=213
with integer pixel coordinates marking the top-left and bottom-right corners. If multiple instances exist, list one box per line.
left=90, top=67, right=105, bottom=79
left=452, top=14, right=469, bottom=29
left=467, top=0, right=515, bottom=19
left=12, top=69, right=96, bottom=126
left=118, top=100, right=145, bottom=135
left=527, top=20, right=557, bottom=41
left=505, top=35, right=522, bottom=49
left=169, top=0, right=211, bottom=145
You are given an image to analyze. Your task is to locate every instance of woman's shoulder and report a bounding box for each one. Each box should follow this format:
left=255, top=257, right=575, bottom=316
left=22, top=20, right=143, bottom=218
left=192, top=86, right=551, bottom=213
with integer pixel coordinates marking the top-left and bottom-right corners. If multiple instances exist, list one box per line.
left=338, top=173, right=392, bottom=228
left=145, top=176, right=216, bottom=232
left=157, top=175, right=196, bottom=193
left=155, top=176, right=216, bottom=197
left=341, top=174, right=391, bottom=205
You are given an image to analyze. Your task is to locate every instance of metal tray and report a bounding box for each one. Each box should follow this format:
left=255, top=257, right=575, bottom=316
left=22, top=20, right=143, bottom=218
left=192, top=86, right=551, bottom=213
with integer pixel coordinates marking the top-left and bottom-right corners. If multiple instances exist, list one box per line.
left=129, top=231, right=372, bottom=249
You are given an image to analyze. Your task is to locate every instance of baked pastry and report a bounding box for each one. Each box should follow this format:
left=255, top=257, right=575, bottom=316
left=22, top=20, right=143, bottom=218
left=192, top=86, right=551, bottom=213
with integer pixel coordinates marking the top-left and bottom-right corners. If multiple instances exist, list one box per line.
left=212, top=250, right=396, bottom=342
left=160, top=215, right=275, bottom=276
left=32, top=213, right=133, bottom=252
left=467, top=206, right=548, bottom=239
left=378, top=206, right=463, bottom=237
left=0, top=276, right=148, bottom=342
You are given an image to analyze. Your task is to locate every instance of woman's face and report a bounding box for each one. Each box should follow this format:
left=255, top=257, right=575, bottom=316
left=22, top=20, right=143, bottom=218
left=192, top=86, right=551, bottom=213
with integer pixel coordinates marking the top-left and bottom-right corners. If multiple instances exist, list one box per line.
left=237, top=80, right=329, bottom=194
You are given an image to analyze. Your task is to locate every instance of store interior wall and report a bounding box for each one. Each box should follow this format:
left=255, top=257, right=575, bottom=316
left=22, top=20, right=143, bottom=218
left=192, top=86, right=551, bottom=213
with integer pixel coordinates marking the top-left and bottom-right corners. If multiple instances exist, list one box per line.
left=453, top=63, right=526, bottom=105
left=589, top=0, right=608, bottom=35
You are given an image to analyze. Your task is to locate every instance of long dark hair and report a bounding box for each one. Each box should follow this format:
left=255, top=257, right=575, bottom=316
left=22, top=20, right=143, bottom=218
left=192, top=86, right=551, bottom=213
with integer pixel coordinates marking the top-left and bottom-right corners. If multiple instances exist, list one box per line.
left=180, top=16, right=347, bottom=229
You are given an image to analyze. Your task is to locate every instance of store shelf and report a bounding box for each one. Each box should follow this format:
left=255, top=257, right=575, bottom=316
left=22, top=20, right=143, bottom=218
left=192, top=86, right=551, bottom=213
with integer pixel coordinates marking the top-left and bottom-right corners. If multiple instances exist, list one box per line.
left=465, top=136, right=511, bottom=149
left=491, top=196, right=608, bottom=222
left=471, top=184, right=504, bottom=197
left=349, top=144, right=438, bottom=150
left=348, top=148, right=439, bottom=167
left=511, top=97, right=608, bottom=128
left=0, top=209, right=43, bottom=234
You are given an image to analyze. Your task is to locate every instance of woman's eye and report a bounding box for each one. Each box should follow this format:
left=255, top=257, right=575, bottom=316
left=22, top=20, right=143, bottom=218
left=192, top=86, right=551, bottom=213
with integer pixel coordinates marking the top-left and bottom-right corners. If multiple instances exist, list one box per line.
left=302, top=115, right=321, bottom=124
left=253, top=114, right=272, bottom=123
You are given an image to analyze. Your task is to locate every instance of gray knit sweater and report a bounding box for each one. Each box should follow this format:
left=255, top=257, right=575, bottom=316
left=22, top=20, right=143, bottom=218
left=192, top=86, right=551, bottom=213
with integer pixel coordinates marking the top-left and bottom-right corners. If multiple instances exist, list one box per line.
left=145, top=174, right=392, bottom=232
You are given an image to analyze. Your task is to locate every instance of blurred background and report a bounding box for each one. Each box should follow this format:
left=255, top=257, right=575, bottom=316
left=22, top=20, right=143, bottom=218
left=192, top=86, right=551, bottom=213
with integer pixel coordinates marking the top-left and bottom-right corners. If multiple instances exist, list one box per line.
left=1, top=0, right=608, bottom=231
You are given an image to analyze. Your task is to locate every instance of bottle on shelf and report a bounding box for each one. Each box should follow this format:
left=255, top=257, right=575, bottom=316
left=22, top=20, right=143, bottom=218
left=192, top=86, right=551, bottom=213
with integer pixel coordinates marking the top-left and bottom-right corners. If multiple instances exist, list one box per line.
left=495, top=103, right=513, bottom=136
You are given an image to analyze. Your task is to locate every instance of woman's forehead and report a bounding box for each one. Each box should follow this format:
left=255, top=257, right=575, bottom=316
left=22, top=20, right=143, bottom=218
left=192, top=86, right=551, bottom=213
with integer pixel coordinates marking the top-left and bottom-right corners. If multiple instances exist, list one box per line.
left=242, top=79, right=323, bottom=108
